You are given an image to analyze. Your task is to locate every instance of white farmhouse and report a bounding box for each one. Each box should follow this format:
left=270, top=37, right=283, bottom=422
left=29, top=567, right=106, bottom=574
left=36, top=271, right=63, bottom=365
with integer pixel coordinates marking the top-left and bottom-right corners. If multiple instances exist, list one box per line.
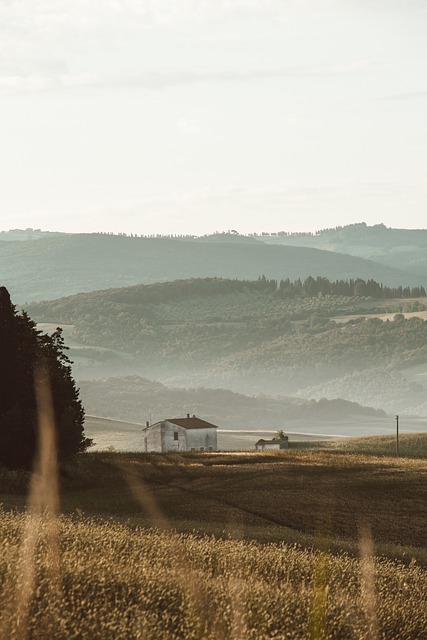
left=143, top=414, right=218, bottom=452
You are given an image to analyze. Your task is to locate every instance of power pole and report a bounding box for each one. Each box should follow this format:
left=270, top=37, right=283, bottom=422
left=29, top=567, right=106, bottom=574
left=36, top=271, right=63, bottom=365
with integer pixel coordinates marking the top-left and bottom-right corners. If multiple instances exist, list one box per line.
left=395, top=415, right=399, bottom=455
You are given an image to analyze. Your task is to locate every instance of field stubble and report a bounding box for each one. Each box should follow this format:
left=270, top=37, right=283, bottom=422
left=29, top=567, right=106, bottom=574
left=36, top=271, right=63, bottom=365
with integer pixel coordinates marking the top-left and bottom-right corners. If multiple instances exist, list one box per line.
left=0, top=446, right=426, bottom=639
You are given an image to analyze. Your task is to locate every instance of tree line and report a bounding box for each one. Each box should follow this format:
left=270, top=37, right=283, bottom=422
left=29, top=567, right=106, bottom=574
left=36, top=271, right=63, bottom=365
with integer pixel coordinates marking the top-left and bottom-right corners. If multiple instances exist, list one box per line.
left=108, top=275, right=425, bottom=300
left=267, top=276, right=425, bottom=299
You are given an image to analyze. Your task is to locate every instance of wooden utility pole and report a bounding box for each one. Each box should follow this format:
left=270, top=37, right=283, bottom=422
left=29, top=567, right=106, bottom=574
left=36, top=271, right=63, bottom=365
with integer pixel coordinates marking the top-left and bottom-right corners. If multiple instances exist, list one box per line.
left=395, top=415, right=399, bottom=455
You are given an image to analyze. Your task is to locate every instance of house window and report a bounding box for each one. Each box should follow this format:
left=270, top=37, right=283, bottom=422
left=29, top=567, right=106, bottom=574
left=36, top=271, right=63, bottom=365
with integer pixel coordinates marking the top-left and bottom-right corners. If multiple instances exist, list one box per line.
left=200, top=447, right=204, bottom=452
left=190, top=447, right=195, bottom=452
left=208, top=447, right=213, bottom=452
left=173, top=432, right=178, bottom=441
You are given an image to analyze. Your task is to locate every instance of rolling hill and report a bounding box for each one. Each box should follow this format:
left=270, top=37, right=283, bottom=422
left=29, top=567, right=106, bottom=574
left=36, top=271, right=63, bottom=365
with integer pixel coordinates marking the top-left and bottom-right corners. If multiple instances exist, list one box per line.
left=24, top=277, right=427, bottom=415
left=79, top=375, right=386, bottom=431
left=259, top=222, right=427, bottom=277
left=0, top=231, right=423, bottom=303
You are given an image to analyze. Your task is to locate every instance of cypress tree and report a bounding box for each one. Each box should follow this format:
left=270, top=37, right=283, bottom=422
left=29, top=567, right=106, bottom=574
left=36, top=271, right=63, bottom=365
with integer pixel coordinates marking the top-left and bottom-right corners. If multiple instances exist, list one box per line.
left=0, top=286, right=91, bottom=469
left=0, top=286, right=18, bottom=414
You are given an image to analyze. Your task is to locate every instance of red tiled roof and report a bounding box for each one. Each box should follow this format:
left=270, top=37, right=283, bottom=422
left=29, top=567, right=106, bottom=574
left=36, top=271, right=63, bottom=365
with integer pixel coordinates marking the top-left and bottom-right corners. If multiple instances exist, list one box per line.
left=167, top=416, right=219, bottom=430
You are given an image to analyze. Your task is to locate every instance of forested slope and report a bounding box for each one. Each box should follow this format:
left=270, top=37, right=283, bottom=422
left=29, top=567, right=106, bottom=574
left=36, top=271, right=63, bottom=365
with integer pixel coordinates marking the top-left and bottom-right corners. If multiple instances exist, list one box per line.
left=26, top=277, right=427, bottom=415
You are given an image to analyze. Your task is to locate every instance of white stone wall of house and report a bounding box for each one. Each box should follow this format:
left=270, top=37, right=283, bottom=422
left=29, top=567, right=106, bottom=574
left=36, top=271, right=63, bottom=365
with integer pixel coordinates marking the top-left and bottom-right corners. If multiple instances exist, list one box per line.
left=144, top=424, right=163, bottom=452
left=185, top=427, right=218, bottom=452
left=162, top=422, right=187, bottom=452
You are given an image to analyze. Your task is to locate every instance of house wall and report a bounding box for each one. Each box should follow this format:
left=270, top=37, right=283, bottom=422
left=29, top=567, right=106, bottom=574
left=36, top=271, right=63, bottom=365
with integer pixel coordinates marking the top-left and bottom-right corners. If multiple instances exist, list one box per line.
left=144, top=423, right=163, bottom=452
left=184, top=427, right=218, bottom=452
left=258, top=442, right=280, bottom=451
left=162, top=422, right=187, bottom=452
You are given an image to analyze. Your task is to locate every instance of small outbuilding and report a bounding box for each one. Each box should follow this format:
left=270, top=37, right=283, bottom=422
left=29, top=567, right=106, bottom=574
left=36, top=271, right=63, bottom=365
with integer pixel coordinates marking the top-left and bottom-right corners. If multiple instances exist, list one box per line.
left=143, top=414, right=218, bottom=452
left=255, top=437, right=289, bottom=451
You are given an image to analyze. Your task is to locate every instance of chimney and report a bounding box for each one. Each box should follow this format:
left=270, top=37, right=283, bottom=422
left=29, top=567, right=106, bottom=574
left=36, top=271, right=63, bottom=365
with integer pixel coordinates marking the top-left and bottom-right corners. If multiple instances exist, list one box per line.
left=187, top=413, right=190, bottom=419
left=146, top=421, right=149, bottom=427
left=192, top=414, right=196, bottom=418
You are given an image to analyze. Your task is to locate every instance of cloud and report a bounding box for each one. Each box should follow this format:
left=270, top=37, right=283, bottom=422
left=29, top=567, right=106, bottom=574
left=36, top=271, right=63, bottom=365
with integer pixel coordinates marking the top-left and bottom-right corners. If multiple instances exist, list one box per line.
left=0, top=1, right=312, bottom=32
left=1, top=0, right=425, bottom=49
left=0, top=61, right=372, bottom=96
left=1, top=0, right=424, bottom=96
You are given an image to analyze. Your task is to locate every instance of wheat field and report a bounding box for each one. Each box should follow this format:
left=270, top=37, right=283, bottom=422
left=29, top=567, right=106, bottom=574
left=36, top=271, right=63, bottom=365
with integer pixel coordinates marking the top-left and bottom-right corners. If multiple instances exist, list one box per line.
left=0, top=509, right=426, bottom=640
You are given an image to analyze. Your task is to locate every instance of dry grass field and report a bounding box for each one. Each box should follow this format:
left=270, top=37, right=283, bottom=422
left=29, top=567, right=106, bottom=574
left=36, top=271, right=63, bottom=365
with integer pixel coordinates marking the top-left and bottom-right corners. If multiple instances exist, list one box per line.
left=295, top=432, right=427, bottom=458
left=0, top=445, right=426, bottom=639
left=0, top=512, right=426, bottom=639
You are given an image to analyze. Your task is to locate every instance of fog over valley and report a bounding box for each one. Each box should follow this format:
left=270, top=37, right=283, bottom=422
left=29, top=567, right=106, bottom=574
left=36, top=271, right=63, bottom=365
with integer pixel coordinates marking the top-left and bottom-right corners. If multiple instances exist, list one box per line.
left=1, top=224, right=423, bottom=447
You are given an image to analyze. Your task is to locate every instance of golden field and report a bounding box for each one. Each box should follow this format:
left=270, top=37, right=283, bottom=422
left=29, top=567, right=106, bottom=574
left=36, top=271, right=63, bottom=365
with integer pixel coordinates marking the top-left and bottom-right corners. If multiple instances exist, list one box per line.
left=0, top=444, right=426, bottom=639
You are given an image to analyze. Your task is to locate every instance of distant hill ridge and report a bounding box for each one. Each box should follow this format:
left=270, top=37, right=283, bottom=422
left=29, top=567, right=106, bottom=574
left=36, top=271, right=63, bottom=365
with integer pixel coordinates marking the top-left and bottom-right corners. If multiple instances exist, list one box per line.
left=257, top=222, right=427, bottom=276
left=2, top=222, right=426, bottom=242
left=0, top=228, right=424, bottom=303
left=79, top=375, right=386, bottom=429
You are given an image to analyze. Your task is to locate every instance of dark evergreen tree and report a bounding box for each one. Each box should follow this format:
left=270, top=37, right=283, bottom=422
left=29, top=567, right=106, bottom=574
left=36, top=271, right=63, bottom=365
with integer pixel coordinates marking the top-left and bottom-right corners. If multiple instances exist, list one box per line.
left=0, top=287, right=18, bottom=414
left=0, top=286, right=91, bottom=469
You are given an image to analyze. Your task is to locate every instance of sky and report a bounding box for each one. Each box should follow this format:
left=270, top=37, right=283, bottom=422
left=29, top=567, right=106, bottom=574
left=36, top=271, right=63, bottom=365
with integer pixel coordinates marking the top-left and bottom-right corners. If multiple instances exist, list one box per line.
left=1, top=0, right=427, bottom=236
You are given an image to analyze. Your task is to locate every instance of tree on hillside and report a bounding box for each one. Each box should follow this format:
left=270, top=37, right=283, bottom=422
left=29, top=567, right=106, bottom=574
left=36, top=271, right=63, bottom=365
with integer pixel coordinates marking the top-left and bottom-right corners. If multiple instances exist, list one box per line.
left=275, top=430, right=287, bottom=441
left=0, top=286, right=91, bottom=469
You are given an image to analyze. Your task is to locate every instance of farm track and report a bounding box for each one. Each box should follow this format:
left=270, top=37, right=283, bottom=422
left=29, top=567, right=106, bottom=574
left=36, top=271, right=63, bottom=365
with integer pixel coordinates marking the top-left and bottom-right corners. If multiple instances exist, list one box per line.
left=134, top=462, right=298, bottom=536
left=146, top=454, right=290, bottom=493
left=130, top=456, right=297, bottom=531
left=177, top=481, right=303, bottom=533
left=141, top=456, right=325, bottom=536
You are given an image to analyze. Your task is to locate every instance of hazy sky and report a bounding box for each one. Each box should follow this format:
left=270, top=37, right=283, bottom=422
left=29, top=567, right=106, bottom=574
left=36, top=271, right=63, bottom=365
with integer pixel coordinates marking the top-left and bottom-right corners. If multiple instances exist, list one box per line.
left=1, top=1, right=427, bottom=235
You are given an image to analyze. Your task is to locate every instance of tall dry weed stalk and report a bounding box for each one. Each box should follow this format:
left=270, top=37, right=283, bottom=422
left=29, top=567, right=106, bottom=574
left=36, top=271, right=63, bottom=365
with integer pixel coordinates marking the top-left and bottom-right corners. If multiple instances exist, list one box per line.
left=1, top=365, right=61, bottom=640
left=227, top=575, right=249, bottom=640
left=358, top=521, right=378, bottom=640
left=308, top=550, right=330, bottom=640
left=225, top=515, right=248, bottom=640
left=307, top=487, right=335, bottom=639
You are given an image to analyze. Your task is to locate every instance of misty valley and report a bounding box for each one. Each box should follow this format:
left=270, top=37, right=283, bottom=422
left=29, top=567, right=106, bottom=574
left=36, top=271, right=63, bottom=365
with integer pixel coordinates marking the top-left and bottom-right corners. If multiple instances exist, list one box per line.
left=2, top=224, right=423, bottom=449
